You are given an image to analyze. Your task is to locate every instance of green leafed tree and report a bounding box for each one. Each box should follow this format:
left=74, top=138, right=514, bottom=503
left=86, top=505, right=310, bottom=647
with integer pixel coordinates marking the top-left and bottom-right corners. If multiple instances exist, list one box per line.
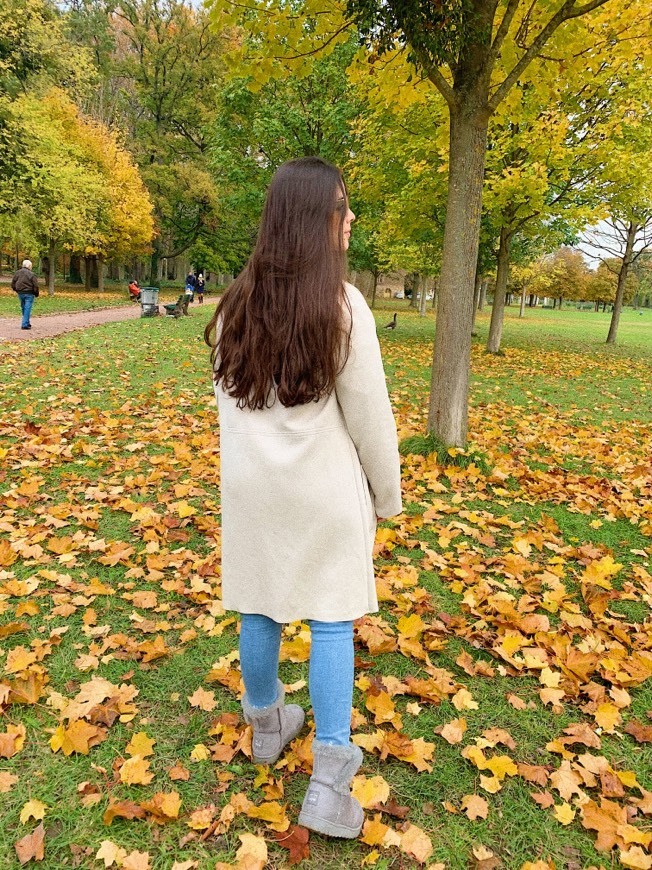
left=208, top=0, right=649, bottom=445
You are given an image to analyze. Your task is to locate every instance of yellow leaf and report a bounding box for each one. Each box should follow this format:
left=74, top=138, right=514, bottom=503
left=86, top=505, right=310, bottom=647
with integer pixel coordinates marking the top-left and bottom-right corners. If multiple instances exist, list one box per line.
left=620, top=847, right=652, bottom=870
left=553, top=802, right=576, bottom=825
left=125, top=732, right=156, bottom=758
left=246, top=800, right=290, bottom=832
left=234, top=832, right=267, bottom=870
left=351, top=775, right=391, bottom=809
left=595, top=702, right=622, bottom=733
left=485, top=755, right=518, bottom=779
left=176, top=501, right=197, bottom=518
left=119, top=755, right=154, bottom=785
left=96, top=840, right=127, bottom=868
left=190, top=743, right=210, bottom=761
left=19, top=799, right=48, bottom=824
left=396, top=613, right=425, bottom=638
left=479, top=774, right=502, bottom=793
left=5, top=647, right=38, bottom=674
left=451, top=688, right=478, bottom=710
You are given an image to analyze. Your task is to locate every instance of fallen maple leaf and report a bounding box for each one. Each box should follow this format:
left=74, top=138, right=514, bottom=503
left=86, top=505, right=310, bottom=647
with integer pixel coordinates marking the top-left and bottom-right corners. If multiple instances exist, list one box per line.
left=188, top=687, right=217, bottom=712
left=19, top=799, right=48, bottom=824
left=351, top=775, right=391, bottom=809
left=0, top=771, right=18, bottom=792
left=15, top=823, right=45, bottom=864
left=624, top=720, right=652, bottom=743
left=122, top=850, right=150, bottom=870
left=96, top=840, right=127, bottom=868
left=461, top=794, right=489, bottom=820
left=439, top=717, right=467, bottom=745
left=103, top=799, right=147, bottom=825
left=620, top=846, right=652, bottom=870
left=399, top=823, right=433, bottom=864
left=125, top=731, right=156, bottom=757
left=271, top=825, right=310, bottom=865
left=119, top=754, right=154, bottom=785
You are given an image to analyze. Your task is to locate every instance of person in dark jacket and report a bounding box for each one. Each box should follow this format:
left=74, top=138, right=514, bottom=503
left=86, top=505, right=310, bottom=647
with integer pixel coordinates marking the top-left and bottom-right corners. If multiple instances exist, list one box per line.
left=11, top=260, right=40, bottom=329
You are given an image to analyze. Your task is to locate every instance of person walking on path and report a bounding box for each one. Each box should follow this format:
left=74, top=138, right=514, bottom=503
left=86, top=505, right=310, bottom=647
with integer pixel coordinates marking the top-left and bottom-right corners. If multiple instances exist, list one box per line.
left=205, top=156, right=402, bottom=839
left=184, top=270, right=196, bottom=303
left=196, top=273, right=205, bottom=304
left=12, top=259, right=40, bottom=329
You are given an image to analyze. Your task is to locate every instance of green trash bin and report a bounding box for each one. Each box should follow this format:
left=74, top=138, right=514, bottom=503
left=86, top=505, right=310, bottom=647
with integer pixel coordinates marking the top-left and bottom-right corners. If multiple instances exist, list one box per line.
left=140, top=286, right=160, bottom=317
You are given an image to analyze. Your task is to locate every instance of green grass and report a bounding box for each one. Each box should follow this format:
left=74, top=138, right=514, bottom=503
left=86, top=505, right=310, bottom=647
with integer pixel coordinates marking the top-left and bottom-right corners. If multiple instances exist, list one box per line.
left=0, top=299, right=651, bottom=869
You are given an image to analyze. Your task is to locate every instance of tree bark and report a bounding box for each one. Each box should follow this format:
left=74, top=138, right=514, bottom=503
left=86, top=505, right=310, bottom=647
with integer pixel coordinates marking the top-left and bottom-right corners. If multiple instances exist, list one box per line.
left=98, top=254, right=105, bottom=293
left=486, top=225, right=512, bottom=353
left=427, top=105, right=489, bottom=445
left=69, top=254, right=82, bottom=284
left=471, top=264, right=482, bottom=332
left=606, top=220, right=637, bottom=344
left=149, top=240, right=161, bottom=287
left=419, top=274, right=428, bottom=317
left=478, top=278, right=487, bottom=311
left=371, top=268, right=378, bottom=309
left=519, top=285, right=526, bottom=318
left=47, top=238, right=56, bottom=296
left=84, top=256, right=92, bottom=291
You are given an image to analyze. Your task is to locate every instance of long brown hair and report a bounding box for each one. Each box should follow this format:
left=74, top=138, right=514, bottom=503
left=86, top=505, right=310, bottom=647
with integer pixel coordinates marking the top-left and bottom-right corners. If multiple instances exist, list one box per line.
left=205, top=157, right=351, bottom=410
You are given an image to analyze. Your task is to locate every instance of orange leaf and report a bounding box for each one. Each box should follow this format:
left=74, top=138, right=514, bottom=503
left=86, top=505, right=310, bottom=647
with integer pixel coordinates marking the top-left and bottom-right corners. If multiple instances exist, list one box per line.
left=271, top=825, right=310, bottom=865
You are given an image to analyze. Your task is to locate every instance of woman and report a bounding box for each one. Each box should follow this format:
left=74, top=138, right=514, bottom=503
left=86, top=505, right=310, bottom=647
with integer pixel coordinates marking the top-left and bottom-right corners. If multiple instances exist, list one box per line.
left=205, top=156, right=402, bottom=839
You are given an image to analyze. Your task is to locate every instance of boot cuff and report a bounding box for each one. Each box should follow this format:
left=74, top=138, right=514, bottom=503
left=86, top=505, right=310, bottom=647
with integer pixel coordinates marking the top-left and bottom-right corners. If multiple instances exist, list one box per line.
left=242, top=679, right=284, bottom=722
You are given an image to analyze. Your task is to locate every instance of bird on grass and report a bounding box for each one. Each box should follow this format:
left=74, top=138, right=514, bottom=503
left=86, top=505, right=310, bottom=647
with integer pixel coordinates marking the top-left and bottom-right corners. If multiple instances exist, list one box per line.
left=383, top=312, right=397, bottom=329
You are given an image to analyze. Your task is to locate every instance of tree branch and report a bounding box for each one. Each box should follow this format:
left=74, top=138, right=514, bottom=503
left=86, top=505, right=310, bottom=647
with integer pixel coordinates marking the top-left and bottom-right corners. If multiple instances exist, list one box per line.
left=488, top=0, right=612, bottom=113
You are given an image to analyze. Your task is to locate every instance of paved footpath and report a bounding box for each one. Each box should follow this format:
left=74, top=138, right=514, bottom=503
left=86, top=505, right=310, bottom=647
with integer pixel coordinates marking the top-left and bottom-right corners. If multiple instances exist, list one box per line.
left=0, top=305, right=143, bottom=342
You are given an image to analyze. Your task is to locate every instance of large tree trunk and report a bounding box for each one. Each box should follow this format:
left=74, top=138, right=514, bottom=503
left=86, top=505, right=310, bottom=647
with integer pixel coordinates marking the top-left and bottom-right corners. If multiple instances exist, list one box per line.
left=148, top=240, right=161, bottom=287
left=47, top=238, right=56, bottom=296
left=370, top=268, right=378, bottom=309
left=486, top=226, right=512, bottom=353
left=519, top=286, right=526, bottom=318
left=97, top=254, right=105, bottom=293
left=606, top=220, right=637, bottom=344
left=427, top=106, right=488, bottom=445
left=84, top=256, right=92, bottom=291
left=69, top=254, right=82, bottom=284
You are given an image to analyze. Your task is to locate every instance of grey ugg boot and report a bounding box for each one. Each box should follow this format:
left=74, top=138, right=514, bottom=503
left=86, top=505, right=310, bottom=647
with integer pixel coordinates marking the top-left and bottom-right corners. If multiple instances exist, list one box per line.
left=298, top=740, right=364, bottom=838
left=242, top=679, right=305, bottom=765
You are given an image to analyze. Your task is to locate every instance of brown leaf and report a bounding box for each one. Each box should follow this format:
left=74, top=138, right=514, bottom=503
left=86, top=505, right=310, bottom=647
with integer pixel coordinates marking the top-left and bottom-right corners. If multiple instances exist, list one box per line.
left=624, top=720, right=652, bottom=743
left=15, top=823, right=45, bottom=864
left=271, top=825, right=310, bottom=865
left=103, top=799, right=147, bottom=826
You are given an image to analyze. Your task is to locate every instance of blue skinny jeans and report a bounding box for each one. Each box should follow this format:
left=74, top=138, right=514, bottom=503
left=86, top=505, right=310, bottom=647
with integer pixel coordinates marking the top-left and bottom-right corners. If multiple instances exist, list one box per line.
left=239, top=613, right=353, bottom=746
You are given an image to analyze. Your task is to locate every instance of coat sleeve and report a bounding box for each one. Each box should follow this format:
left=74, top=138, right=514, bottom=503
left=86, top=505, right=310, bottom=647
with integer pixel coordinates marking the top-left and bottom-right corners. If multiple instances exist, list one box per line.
left=335, top=286, right=402, bottom=518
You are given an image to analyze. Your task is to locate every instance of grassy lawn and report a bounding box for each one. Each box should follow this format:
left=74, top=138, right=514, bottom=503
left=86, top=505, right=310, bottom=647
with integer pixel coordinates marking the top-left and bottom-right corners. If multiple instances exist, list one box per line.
left=0, top=301, right=650, bottom=870
left=0, top=284, right=202, bottom=316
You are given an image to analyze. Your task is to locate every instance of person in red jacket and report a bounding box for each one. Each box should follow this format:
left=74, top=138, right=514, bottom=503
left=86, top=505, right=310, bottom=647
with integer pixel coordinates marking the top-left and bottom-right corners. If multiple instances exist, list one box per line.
left=128, top=279, right=141, bottom=302
left=11, top=259, right=40, bottom=329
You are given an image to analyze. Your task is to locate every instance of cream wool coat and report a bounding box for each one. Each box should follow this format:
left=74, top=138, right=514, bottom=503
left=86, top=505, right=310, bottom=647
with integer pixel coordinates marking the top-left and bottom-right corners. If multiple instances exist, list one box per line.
left=216, top=283, right=402, bottom=623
